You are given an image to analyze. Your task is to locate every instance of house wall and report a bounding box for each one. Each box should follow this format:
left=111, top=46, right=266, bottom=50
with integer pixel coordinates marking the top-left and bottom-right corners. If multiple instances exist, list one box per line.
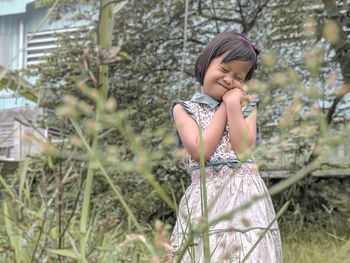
left=0, top=1, right=91, bottom=69
left=258, top=124, right=350, bottom=178
left=0, top=0, right=92, bottom=109
left=0, top=0, right=37, bottom=16
left=0, top=106, right=43, bottom=161
left=0, top=14, right=21, bottom=69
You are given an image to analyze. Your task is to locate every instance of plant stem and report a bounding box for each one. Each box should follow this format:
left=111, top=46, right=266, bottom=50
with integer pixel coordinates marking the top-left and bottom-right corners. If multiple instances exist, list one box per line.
left=99, top=0, right=114, bottom=98
left=241, top=201, right=290, bottom=263
left=198, top=114, right=210, bottom=262
left=79, top=1, right=115, bottom=261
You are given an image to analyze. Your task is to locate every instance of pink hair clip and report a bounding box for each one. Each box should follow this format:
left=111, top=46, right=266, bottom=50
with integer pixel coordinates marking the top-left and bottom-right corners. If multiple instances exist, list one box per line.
left=252, top=44, right=261, bottom=55
left=238, top=35, right=260, bottom=55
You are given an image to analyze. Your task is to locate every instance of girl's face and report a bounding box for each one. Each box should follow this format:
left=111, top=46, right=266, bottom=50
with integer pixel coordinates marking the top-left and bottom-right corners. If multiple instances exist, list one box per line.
left=202, top=52, right=252, bottom=100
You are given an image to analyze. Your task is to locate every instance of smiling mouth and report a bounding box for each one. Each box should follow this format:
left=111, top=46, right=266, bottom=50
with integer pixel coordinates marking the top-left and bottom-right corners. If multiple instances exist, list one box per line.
left=218, top=83, right=229, bottom=90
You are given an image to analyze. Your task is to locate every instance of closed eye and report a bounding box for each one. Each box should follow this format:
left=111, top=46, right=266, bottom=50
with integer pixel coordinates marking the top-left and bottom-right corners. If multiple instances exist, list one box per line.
left=234, top=74, right=243, bottom=82
left=219, top=65, right=228, bottom=73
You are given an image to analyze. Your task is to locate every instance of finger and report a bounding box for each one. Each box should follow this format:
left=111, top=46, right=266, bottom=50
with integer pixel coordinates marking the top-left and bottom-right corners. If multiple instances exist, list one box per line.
left=240, top=89, right=247, bottom=96
left=242, top=92, right=249, bottom=98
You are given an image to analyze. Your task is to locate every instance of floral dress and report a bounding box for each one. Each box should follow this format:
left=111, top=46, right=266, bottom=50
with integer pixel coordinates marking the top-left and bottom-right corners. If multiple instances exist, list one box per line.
left=169, top=93, right=282, bottom=263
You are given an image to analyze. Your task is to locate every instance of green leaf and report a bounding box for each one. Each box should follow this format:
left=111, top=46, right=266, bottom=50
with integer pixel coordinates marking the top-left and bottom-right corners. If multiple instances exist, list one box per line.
left=339, top=238, right=350, bottom=257
left=49, top=249, right=78, bottom=259
left=119, top=51, right=129, bottom=59
left=0, top=67, right=37, bottom=102
left=0, top=175, right=15, bottom=199
left=113, top=0, right=128, bottom=14
left=4, top=201, right=21, bottom=261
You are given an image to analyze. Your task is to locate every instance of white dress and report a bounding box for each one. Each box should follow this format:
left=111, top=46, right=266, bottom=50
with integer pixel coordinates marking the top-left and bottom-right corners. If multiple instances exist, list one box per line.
left=169, top=95, right=282, bottom=263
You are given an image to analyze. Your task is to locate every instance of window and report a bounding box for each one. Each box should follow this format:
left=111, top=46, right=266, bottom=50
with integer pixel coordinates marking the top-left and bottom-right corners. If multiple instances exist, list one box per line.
left=0, top=146, right=13, bottom=158
left=26, top=27, right=91, bottom=66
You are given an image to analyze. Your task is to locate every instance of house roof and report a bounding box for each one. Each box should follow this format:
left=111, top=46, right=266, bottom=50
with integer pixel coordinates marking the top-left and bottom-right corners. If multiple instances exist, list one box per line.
left=0, top=0, right=37, bottom=16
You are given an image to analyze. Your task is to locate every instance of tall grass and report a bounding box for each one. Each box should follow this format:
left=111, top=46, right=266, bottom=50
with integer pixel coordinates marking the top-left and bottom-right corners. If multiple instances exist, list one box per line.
left=0, top=0, right=350, bottom=262
left=283, top=226, right=350, bottom=263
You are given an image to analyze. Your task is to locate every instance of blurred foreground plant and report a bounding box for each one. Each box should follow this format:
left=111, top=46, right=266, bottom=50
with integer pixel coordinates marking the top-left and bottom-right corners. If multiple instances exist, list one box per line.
left=0, top=1, right=350, bottom=262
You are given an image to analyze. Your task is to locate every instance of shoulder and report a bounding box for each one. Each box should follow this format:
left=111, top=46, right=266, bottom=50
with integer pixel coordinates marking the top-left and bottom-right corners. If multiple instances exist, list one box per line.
left=171, top=100, right=189, bottom=115
left=173, top=103, right=186, bottom=116
left=173, top=102, right=196, bottom=123
left=170, top=100, right=198, bottom=122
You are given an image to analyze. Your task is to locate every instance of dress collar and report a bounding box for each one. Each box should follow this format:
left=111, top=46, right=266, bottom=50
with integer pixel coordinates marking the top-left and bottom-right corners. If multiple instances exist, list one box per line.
left=190, top=93, right=221, bottom=109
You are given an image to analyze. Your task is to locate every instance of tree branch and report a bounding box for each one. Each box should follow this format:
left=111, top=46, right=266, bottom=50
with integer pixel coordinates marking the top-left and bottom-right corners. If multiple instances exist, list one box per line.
left=210, top=0, right=220, bottom=34
left=237, top=0, right=247, bottom=33
left=198, top=0, right=202, bottom=15
left=200, top=14, right=242, bottom=23
left=323, top=0, right=350, bottom=124
left=247, top=0, right=270, bottom=33
left=305, top=0, right=350, bottom=165
left=188, top=37, right=207, bottom=46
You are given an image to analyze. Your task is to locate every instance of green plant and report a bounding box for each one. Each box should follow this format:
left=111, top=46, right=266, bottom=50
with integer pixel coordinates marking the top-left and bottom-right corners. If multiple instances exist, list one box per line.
left=1, top=0, right=350, bottom=262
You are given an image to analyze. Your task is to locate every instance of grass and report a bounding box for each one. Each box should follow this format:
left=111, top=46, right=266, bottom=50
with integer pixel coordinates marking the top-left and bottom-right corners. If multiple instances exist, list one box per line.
left=282, top=225, right=350, bottom=263
left=76, top=222, right=350, bottom=262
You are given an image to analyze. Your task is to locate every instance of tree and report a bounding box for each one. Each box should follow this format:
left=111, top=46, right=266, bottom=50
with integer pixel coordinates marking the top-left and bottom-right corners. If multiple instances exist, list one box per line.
left=26, top=0, right=271, bottom=224
left=249, top=0, right=349, bottom=159
left=248, top=0, right=350, bottom=227
left=1, top=0, right=349, bottom=261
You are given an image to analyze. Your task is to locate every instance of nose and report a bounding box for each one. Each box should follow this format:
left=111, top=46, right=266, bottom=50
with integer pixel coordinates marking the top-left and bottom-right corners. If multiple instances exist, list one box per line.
left=222, top=75, right=233, bottom=87
left=222, top=74, right=243, bottom=89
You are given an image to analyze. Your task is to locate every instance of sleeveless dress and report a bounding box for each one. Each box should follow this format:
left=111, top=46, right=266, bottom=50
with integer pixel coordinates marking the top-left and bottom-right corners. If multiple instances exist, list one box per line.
left=169, top=93, right=282, bottom=263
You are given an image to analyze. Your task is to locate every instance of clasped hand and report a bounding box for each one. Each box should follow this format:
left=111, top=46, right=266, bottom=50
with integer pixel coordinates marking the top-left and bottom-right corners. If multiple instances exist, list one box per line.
left=222, top=88, right=256, bottom=108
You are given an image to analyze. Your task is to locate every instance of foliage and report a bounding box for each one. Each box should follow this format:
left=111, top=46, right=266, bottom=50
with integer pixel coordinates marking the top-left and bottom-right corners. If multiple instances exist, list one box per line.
left=1, top=0, right=350, bottom=262
left=24, top=0, right=275, bottom=227
left=282, top=225, right=350, bottom=263
left=250, top=0, right=350, bottom=165
left=269, top=175, right=350, bottom=235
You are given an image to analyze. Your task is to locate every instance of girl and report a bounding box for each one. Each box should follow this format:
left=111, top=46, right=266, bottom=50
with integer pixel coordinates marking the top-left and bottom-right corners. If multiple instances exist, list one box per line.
left=169, top=31, right=282, bottom=262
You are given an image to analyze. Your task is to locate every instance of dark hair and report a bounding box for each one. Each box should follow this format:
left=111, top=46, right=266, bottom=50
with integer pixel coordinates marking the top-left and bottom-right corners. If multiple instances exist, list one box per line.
left=195, top=31, right=260, bottom=85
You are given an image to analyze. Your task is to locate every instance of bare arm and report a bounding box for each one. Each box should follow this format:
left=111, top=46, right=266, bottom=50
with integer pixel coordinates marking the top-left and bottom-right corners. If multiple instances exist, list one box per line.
left=223, top=89, right=257, bottom=154
left=173, top=103, right=227, bottom=162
